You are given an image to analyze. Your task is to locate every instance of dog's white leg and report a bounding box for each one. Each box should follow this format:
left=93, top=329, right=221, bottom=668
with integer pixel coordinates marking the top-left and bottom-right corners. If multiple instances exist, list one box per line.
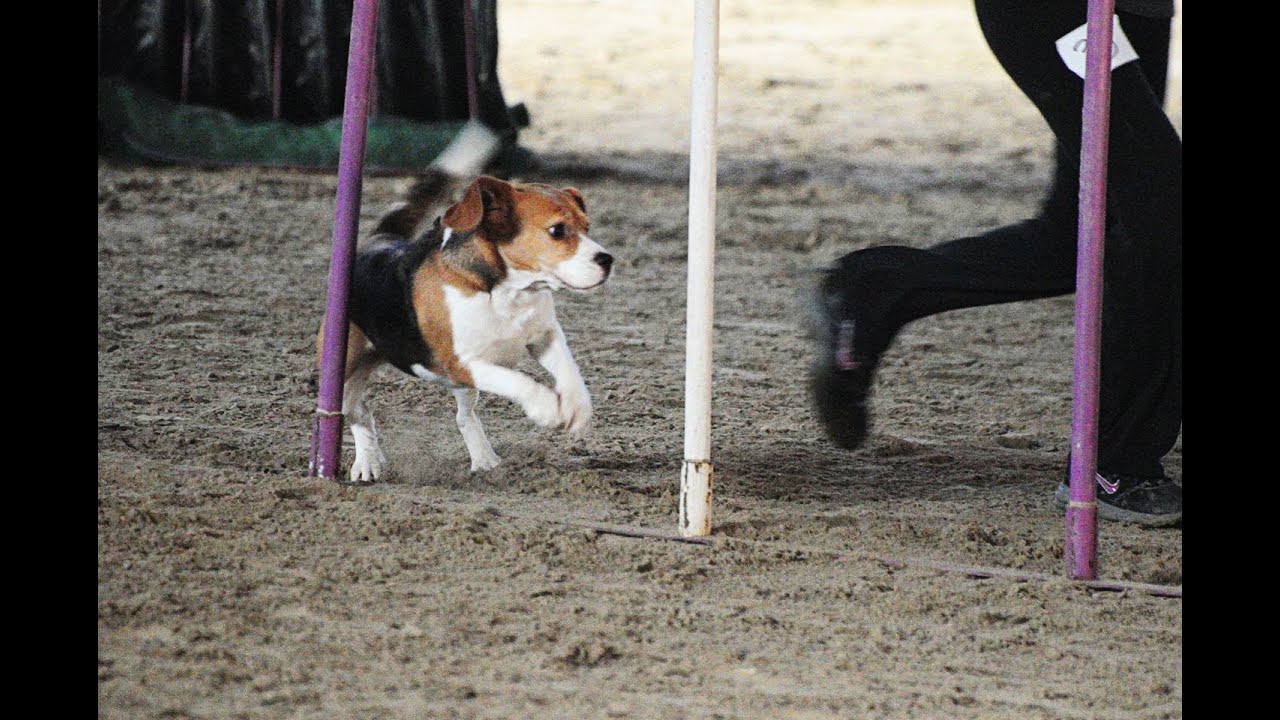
left=452, top=388, right=501, bottom=472
left=344, top=362, right=385, bottom=483
left=465, top=360, right=561, bottom=429
left=530, top=324, right=593, bottom=437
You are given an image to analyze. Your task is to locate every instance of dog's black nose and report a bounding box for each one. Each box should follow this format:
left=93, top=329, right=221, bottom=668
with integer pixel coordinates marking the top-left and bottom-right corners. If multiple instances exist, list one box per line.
left=594, top=252, right=614, bottom=273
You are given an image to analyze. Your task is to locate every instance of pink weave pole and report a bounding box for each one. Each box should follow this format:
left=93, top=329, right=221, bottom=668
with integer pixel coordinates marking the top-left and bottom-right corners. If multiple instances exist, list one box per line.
left=1065, top=0, right=1117, bottom=580
left=309, top=0, right=381, bottom=479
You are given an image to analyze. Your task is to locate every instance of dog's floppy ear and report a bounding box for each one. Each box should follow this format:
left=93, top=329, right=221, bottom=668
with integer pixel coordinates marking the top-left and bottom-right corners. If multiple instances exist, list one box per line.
left=443, top=175, right=519, bottom=241
left=563, top=187, right=586, bottom=213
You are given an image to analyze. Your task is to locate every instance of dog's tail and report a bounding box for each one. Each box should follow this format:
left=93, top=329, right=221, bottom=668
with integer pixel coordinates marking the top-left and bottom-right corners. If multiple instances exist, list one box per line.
left=371, top=170, right=456, bottom=239
left=372, top=121, right=501, bottom=239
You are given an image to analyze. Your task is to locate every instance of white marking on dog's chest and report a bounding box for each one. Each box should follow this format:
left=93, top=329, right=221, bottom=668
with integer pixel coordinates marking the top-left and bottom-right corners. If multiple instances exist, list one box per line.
left=444, top=284, right=554, bottom=364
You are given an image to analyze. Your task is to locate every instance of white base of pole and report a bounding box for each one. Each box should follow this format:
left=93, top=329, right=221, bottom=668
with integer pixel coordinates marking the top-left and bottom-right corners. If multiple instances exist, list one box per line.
left=680, top=460, right=714, bottom=537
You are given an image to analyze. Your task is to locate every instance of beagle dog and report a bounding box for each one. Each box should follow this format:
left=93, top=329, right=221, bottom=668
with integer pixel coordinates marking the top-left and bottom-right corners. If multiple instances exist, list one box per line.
left=317, top=172, right=613, bottom=482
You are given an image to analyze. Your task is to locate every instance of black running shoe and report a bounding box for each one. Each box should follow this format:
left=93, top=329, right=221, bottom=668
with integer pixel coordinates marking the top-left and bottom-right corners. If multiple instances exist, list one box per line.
left=807, top=269, right=897, bottom=450
left=1054, top=472, right=1182, bottom=527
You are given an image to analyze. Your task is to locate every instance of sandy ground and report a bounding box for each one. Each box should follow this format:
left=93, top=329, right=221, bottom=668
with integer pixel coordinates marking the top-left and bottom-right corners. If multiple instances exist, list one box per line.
left=98, top=1, right=1183, bottom=718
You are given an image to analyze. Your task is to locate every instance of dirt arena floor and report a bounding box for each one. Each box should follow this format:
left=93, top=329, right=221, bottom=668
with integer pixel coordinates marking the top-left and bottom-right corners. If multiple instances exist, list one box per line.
left=98, top=1, right=1183, bottom=717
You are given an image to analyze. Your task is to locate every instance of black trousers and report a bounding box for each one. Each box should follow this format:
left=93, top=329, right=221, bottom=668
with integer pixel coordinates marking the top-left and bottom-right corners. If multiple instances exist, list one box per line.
left=832, top=1, right=1181, bottom=477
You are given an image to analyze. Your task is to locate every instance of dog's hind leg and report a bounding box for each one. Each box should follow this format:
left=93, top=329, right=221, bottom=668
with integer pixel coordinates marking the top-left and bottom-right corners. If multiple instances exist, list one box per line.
left=344, top=357, right=386, bottom=483
left=453, top=388, right=501, bottom=472
left=322, top=323, right=386, bottom=483
left=317, top=322, right=387, bottom=482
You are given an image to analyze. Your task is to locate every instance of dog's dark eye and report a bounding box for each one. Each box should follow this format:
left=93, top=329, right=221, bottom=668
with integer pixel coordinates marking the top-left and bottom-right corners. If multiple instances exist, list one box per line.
left=548, top=223, right=568, bottom=240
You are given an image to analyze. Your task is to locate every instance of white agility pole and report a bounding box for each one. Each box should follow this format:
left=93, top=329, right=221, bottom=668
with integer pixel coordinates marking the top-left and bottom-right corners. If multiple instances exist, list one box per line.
left=680, top=0, right=720, bottom=538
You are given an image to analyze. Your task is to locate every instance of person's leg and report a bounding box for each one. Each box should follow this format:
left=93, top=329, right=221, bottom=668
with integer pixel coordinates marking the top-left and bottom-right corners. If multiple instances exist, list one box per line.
left=853, top=5, right=1175, bottom=323
left=814, top=2, right=1181, bottom=514
left=1084, top=12, right=1181, bottom=481
left=976, top=2, right=1181, bottom=485
left=813, top=4, right=1094, bottom=450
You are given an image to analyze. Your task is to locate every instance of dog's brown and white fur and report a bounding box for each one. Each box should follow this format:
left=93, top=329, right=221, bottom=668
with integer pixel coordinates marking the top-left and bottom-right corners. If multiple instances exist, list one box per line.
left=317, top=173, right=613, bottom=482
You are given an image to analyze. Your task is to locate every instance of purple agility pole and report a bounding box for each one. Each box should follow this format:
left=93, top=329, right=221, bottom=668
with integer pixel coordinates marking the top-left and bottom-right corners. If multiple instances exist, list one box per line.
left=309, top=0, right=381, bottom=479
left=1065, top=0, right=1117, bottom=580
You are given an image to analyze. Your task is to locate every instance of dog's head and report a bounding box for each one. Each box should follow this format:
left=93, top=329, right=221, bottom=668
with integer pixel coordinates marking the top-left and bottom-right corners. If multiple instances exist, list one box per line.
left=442, top=175, right=613, bottom=292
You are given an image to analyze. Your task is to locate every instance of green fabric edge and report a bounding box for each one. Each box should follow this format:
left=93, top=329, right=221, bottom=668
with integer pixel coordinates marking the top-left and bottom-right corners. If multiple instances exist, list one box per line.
left=97, top=77, right=510, bottom=170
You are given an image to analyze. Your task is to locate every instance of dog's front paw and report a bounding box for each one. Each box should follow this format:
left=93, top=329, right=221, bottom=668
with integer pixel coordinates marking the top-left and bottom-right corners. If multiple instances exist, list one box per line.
left=470, top=452, right=502, bottom=473
left=349, top=450, right=385, bottom=483
left=557, top=385, right=593, bottom=439
left=522, top=385, right=561, bottom=429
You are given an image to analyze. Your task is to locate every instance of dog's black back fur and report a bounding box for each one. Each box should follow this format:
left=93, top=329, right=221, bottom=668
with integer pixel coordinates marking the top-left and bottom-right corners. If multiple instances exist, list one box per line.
left=349, top=234, right=436, bottom=377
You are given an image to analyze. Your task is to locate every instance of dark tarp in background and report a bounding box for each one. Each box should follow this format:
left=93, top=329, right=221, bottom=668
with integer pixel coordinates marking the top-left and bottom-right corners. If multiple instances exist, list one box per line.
left=98, top=0, right=531, bottom=171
